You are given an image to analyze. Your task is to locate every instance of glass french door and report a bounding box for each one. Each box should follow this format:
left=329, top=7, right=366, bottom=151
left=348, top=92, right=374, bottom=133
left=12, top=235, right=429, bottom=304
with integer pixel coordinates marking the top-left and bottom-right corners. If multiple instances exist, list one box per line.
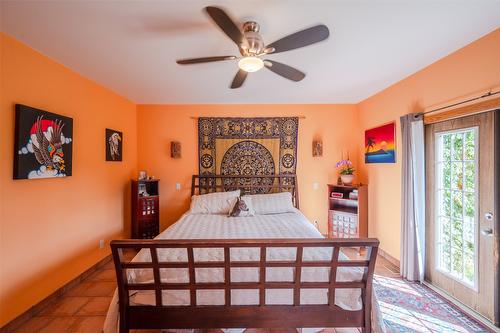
left=435, top=127, right=478, bottom=288
left=425, top=112, right=496, bottom=323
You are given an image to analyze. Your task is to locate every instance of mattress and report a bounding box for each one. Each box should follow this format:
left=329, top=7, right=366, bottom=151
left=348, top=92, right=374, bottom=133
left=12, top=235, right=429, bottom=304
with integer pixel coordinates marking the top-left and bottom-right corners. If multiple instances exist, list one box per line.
left=104, top=209, right=386, bottom=333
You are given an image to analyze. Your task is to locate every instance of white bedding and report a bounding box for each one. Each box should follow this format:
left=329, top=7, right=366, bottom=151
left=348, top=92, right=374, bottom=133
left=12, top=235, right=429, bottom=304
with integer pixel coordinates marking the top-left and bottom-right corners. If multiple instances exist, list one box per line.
left=104, top=209, right=385, bottom=333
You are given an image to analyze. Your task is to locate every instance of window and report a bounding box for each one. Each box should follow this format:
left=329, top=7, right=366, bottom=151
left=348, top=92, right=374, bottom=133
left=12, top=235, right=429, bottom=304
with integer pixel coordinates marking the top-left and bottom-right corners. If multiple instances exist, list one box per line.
left=435, top=127, right=478, bottom=288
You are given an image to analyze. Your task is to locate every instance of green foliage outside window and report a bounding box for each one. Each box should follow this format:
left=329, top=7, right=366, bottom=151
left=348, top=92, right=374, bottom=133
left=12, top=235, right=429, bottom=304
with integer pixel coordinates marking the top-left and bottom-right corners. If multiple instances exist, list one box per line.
left=437, top=128, right=476, bottom=285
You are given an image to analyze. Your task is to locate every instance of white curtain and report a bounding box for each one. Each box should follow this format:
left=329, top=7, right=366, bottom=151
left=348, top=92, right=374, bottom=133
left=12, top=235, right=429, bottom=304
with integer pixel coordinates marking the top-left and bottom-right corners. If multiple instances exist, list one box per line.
left=400, top=113, right=425, bottom=282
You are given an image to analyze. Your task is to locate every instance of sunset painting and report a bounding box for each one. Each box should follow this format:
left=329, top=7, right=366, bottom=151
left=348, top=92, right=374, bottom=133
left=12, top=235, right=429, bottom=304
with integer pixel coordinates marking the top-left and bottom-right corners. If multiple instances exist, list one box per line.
left=365, top=122, right=396, bottom=163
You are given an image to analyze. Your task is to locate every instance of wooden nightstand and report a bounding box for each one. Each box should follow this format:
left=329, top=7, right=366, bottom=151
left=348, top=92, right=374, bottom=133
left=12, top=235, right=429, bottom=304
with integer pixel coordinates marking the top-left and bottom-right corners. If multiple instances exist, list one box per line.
left=131, top=179, right=160, bottom=239
left=327, top=184, right=367, bottom=239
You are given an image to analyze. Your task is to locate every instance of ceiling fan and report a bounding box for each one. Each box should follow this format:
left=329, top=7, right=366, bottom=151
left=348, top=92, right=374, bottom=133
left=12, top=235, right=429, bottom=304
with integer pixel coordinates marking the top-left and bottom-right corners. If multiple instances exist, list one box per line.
left=176, top=6, right=330, bottom=89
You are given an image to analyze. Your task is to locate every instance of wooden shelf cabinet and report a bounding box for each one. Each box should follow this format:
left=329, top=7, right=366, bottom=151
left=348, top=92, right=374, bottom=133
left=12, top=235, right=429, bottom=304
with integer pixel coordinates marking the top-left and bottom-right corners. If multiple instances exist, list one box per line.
left=131, top=179, right=160, bottom=239
left=327, top=184, right=367, bottom=239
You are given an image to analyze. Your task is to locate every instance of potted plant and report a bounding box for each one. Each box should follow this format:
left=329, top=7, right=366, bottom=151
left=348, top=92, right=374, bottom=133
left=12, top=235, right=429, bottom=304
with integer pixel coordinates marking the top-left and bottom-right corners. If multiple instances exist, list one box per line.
left=336, top=158, right=355, bottom=185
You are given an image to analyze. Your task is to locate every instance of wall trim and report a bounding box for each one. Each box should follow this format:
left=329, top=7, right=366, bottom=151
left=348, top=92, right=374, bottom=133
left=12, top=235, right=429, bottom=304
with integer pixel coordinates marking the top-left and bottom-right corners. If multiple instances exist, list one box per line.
left=0, top=254, right=112, bottom=333
left=378, top=247, right=400, bottom=268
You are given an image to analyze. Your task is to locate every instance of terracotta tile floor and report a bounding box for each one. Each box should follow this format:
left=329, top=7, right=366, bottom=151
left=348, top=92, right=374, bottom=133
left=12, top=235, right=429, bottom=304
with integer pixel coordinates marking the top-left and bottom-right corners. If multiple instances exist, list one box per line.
left=13, top=249, right=399, bottom=333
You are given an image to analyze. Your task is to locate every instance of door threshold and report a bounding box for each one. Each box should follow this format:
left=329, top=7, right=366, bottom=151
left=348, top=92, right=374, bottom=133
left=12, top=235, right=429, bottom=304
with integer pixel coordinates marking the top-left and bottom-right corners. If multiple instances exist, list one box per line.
left=423, top=281, right=500, bottom=332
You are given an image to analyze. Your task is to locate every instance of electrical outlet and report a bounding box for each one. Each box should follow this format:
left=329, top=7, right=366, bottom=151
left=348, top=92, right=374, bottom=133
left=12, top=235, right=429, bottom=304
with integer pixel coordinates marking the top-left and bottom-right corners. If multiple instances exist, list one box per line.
left=99, top=239, right=105, bottom=249
left=176, top=183, right=181, bottom=190
left=314, top=220, right=319, bottom=229
left=312, top=182, right=319, bottom=190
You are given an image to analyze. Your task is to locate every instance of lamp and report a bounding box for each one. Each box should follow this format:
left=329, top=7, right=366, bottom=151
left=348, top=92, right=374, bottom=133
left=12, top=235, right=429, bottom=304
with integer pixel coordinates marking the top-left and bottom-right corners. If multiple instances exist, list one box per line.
left=238, top=56, right=264, bottom=72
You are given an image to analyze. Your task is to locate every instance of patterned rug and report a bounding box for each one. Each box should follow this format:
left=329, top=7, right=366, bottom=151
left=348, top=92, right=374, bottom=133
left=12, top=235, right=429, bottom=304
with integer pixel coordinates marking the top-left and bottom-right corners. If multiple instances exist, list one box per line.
left=373, top=275, right=494, bottom=333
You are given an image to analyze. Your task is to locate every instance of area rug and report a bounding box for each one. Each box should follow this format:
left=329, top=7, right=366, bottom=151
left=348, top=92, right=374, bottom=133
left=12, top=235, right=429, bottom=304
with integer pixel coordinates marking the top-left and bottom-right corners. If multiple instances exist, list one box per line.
left=373, top=275, right=494, bottom=333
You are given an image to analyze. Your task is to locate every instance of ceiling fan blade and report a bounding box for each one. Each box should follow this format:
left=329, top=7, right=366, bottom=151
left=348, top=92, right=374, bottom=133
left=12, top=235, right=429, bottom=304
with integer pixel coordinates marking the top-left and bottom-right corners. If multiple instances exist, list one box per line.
left=176, top=56, right=237, bottom=65
left=205, top=6, right=245, bottom=47
left=230, top=69, right=248, bottom=89
left=264, top=60, right=305, bottom=82
left=266, top=25, right=329, bottom=54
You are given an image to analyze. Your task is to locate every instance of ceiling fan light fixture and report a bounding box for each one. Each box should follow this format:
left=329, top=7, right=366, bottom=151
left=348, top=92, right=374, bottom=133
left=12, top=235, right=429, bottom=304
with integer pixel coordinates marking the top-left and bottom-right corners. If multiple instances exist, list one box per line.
left=238, top=56, right=264, bottom=72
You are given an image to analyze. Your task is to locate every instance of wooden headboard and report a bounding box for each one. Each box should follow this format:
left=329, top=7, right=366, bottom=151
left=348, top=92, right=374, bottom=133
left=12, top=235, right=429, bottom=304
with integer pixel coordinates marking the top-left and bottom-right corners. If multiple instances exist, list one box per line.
left=191, top=174, right=299, bottom=209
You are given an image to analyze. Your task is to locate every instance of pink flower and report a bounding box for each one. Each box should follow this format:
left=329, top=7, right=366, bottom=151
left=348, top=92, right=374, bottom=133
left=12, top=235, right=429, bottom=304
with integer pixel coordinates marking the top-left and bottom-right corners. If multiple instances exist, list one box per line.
left=336, top=159, right=352, bottom=168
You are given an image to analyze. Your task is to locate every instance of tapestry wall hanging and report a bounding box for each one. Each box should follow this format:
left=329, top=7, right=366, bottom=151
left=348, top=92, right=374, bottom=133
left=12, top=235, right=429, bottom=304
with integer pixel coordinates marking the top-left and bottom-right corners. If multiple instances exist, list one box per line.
left=14, top=104, right=73, bottom=179
left=198, top=117, right=299, bottom=192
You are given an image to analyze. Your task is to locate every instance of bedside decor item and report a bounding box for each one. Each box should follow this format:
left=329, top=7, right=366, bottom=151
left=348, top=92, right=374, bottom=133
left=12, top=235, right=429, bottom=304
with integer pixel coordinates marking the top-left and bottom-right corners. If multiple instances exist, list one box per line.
left=132, top=179, right=160, bottom=239
left=365, top=121, right=396, bottom=163
left=14, top=104, right=73, bottom=179
left=138, top=170, right=147, bottom=180
left=330, top=192, right=343, bottom=199
left=336, top=157, right=355, bottom=185
left=312, top=139, right=323, bottom=157
left=228, top=196, right=255, bottom=217
left=171, top=141, right=181, bottom=158
left=349, top=189, right=359, bottom=200
left=327, top=184, right=368, bottom=239
left=105, top=128, right=122, bottom=161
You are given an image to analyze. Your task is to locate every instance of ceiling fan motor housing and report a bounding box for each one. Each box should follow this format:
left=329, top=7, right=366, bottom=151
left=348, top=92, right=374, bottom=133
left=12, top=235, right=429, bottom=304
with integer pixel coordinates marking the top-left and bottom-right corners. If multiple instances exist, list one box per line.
left=241, top=21, right=264, bottom=56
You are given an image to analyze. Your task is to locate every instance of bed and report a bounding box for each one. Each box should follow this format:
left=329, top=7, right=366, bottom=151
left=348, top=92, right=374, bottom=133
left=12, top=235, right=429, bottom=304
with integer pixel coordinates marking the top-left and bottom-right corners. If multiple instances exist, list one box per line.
left=104, top=175, right=382, bottom=333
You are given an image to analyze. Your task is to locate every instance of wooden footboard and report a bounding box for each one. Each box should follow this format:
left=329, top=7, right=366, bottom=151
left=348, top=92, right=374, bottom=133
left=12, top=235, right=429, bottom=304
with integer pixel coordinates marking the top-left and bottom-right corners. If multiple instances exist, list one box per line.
left=111, top=238, right=379, bottom=333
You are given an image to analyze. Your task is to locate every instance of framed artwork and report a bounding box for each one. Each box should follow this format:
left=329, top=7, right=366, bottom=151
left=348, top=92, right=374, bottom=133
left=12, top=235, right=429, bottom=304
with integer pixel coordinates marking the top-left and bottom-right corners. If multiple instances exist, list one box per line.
left=365, top=121, right=396, bottom=163
left=106, top=128, right=122, bottom=161
left=171, top=141, right=181, bottom=158
left=312, top=140, right=323, bottom=157
left=14, top=104, right=73, bottom=179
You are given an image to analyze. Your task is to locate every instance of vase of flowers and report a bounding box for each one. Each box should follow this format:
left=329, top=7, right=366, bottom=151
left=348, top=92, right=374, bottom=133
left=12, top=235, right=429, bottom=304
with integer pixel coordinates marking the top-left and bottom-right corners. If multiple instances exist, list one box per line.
left=336, top=158, right=355, bottom=185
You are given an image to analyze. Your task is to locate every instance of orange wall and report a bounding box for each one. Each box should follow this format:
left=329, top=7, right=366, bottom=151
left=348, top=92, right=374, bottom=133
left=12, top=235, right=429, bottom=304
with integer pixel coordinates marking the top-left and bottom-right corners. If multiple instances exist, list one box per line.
left=2, top=25, right=500, bottom=327
left=136, top=104, right=359, bottom=234
left=357, top=29, right=500, bottom=259
left=0, top=33, right=137, bottom=325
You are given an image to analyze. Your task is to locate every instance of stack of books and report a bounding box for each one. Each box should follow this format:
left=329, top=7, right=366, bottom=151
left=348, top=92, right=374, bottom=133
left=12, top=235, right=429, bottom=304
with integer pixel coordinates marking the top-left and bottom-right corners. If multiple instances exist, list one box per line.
left=331, top=192, right=343, bottom=199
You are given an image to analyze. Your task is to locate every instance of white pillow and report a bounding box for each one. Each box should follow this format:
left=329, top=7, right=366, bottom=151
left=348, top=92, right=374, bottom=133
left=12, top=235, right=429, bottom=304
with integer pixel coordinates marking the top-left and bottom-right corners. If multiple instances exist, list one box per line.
left=228, top=196, right=255, bottom=217
left=243, top=192, right=295, bottom=215
left=190, top=190, right=240, bottom=215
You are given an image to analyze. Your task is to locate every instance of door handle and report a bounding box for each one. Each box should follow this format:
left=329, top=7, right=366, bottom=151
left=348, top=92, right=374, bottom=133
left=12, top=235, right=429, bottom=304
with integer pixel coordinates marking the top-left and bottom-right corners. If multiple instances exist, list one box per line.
left=481, top=227, right=493, bottom=236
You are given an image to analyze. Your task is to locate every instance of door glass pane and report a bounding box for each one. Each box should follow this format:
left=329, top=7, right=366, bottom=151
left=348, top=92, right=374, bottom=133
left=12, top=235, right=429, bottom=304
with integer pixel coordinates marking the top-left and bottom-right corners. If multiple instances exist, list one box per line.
left=452, top=133, right=463, bottom=161
left=464, top=162, right=475, bottom=192
left=464, top=131, right=475, bottom=160
left=435, top=127, right=478, bottom=288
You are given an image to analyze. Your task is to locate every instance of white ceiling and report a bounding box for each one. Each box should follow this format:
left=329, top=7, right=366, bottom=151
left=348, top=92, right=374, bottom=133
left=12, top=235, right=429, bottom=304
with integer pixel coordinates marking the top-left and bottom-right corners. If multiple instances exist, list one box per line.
left=1, top=0, right=499, bottom=104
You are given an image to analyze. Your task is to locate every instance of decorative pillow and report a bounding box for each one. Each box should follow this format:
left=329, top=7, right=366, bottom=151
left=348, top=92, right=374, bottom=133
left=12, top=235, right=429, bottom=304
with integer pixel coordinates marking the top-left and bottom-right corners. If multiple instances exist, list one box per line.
left=243, top=192, right=295, bottom=215
left=228, top=196, right=255, bottom=217
left=190, top=190, right=240, bottom=215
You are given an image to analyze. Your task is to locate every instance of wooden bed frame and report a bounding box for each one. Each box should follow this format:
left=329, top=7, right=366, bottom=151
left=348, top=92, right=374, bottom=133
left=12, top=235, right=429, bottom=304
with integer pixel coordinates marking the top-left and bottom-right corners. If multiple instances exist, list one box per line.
left=111, top=175, right=379, bottom=332
left=191, top=174, right=300, bottom=208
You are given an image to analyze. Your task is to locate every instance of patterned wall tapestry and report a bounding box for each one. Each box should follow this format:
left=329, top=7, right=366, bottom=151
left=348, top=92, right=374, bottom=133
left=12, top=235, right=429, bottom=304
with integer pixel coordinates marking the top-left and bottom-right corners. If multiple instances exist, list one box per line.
left=198, top=117, right=299, bottom=192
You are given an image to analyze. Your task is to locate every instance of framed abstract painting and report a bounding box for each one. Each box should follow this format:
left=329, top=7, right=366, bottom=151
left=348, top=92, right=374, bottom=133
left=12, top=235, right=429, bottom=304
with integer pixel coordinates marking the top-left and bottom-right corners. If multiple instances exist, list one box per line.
left=365, top=121, right=396, bottom=163
left=14, top=104, right=73, bottom=179
left=106, top=128, right=122, bottom=161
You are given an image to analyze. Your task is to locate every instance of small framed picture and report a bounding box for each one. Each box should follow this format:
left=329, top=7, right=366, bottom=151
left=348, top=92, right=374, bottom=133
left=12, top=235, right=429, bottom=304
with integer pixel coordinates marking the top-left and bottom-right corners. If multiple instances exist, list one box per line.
left=312, top=140, right=323, bottom=157
left=171, top=141, right=181, bottom=158
left=106, top=129, right=122, bottom=161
